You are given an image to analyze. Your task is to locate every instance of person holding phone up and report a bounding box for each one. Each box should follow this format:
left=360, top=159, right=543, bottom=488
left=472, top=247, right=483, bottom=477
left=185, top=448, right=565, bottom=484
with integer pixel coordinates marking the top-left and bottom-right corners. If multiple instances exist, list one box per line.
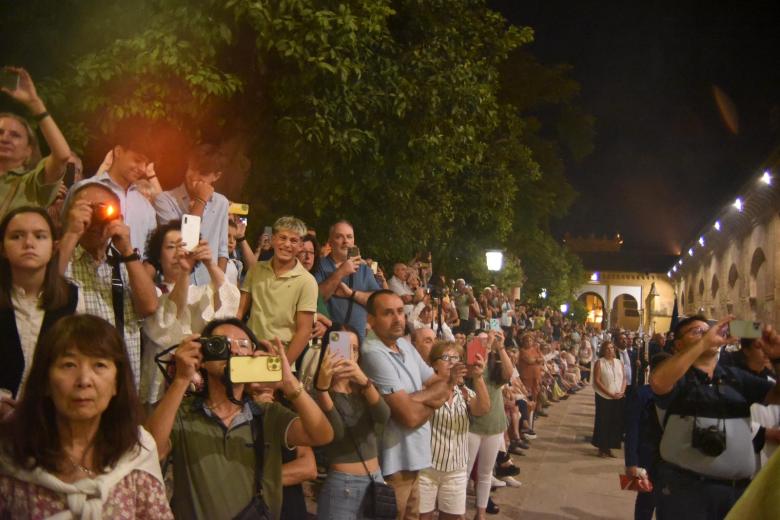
left=145, top=318, right=333, bottom=520
left=314, top=324, right=391, bottom=519
left=0, top=68, right=72, bottom=218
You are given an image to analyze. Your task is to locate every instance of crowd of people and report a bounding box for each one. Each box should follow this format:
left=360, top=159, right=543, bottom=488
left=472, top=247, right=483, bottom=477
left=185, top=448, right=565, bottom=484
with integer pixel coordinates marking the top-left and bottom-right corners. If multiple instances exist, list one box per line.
left=0, top=68, right=779, bottom=520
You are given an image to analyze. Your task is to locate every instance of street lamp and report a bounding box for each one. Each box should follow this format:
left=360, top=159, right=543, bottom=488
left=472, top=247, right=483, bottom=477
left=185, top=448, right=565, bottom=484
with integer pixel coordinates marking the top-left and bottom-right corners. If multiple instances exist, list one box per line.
left=485, top=250, right=503, bottom=272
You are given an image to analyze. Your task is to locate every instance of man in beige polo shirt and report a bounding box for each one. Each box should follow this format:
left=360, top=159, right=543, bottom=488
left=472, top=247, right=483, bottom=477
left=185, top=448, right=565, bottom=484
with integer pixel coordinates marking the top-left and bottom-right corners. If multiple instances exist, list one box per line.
left=237, top=216, right=318, bottom=363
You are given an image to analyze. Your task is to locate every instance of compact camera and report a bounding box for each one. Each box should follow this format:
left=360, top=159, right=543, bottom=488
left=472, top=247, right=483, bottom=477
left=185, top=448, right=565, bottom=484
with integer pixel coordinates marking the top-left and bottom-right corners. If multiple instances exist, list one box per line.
left=691, top=423, right=727, bottom=457
left=92, top=202, right=120, bottom=224
left=198, top=336, right=232, bottom=362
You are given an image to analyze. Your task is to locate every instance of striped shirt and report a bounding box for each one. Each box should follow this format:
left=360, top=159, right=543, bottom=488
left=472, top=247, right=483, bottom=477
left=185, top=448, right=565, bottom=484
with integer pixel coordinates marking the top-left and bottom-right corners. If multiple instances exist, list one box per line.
left=430, top=385, right=475, bottom=472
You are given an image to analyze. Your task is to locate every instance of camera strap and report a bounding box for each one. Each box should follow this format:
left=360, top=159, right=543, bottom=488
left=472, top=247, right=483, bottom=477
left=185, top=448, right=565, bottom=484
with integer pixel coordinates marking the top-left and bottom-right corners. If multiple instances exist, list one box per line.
left=250, top=409, right=266, bottom=498
left=107, top=245, right=125, bottom=338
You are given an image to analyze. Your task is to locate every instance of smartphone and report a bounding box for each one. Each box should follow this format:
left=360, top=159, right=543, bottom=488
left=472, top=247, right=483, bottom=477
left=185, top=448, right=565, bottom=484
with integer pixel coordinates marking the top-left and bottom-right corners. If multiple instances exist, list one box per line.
left=466, top=337, right=487, bottom=365
left=729, top=320, right=761, bottom=339
left=228, top=202, right=250, bottom=215
left=348, top=246, right=360, bottom=259
left=0, top=69, right=19, bottom=91
left=63, top=162, right=76, bottom=189
left=229, top=355, right=283, bottom=383
left=489, top=318, right=502, bottom=332
left=181, top=214, right=201, bottom=252
left=328, top=331, right=352, bottom=360
left=370, top=261, right=379, bottom=274
left=238, top=216, right=248, bottom=226
left=263, top=226, right=273, bottom=237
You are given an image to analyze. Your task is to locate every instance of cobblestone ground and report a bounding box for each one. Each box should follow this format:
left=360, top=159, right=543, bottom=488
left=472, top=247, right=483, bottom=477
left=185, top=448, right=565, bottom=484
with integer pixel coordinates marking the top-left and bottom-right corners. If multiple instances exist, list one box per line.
left=468, top=385, right=636, bottom=520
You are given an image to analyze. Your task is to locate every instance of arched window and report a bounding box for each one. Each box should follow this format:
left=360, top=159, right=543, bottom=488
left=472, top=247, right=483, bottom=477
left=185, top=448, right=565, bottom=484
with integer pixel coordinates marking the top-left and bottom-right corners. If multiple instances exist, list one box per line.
left=728, top=264, right=739, bottom=288
left=711, top=274, right=720, bottom=299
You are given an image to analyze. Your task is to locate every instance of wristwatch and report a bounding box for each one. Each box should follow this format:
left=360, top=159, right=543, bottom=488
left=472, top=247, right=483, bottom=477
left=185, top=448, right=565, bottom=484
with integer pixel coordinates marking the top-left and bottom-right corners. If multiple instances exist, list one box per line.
left=119, top=249, right=141, bottom=263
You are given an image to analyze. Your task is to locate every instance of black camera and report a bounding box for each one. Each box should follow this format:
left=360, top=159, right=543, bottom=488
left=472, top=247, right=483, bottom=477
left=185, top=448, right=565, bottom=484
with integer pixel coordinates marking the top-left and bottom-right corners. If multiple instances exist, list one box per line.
left=691, top=422, right=727, bottom=457
left=198, top=336, right=231, bottom=362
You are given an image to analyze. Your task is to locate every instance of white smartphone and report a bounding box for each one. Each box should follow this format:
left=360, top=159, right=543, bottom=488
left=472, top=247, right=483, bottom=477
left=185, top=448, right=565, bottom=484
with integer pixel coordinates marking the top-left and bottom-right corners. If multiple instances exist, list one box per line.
left=328, top=331, right=352, bottom=360
left=181, top=214, right=201, bottom=252
left=729, top=320, right=761, bottom=339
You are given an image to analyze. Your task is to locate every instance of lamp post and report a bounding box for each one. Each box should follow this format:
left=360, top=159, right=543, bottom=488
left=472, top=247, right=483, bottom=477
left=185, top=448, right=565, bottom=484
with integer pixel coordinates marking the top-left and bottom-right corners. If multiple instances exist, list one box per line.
left=485, top=250, right=504, bottom=272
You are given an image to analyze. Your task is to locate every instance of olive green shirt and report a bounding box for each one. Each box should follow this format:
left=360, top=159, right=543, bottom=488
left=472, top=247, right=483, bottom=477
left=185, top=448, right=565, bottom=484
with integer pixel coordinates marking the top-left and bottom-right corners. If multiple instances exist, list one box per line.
left=170, top=397, right=298, bottom=520
left=0, top=159, right=60, bottom=218
left=468, top=371, right=508, bottom=436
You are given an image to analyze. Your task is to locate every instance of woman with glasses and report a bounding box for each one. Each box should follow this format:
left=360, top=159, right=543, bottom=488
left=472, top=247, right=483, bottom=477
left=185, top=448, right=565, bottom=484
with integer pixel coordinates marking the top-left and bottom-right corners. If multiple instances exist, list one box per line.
left=420, top=340, right=490, bottom=520
left=592, top=340, right=626, bottom=457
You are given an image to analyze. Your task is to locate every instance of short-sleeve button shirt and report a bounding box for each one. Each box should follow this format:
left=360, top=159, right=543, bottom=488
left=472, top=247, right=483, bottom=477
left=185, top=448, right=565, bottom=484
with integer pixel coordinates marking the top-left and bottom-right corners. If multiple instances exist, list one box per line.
left=314, top=257, right=380, bottom=340
left=360, top=332, right=435, bottom=476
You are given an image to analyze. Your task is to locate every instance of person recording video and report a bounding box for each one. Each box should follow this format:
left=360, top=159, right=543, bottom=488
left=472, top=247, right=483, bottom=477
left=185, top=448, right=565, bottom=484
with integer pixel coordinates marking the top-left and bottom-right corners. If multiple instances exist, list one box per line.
left=145, top=317, right=333, bottom=520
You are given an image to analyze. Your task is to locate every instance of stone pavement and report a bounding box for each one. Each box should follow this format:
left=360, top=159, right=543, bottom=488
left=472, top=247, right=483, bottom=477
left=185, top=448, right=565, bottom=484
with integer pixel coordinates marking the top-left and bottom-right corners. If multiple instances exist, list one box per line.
left=467, top=385, right=636, bottom=520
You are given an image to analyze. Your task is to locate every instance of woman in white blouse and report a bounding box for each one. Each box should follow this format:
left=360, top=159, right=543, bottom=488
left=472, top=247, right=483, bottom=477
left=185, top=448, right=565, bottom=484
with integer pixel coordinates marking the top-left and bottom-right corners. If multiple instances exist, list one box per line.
left=591, top=340, right=626, bottom=457
left=139, top=221, right=239, bottom=404
left=0, top=207, right=83, bottom=414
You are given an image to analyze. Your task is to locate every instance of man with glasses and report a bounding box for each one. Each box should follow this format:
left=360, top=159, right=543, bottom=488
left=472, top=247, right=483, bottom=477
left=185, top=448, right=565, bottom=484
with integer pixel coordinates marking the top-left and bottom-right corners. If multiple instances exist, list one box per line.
left=237, top=216, right=318, bottom=364
left=650, top=315, right=780, bottom=518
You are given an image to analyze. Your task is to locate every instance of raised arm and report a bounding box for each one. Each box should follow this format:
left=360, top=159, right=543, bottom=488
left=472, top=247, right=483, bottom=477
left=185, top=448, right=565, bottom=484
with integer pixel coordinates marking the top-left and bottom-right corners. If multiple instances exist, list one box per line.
left=108, top=219, right=158, bottom=316
left=1, top=68, right=70, bottom=182
left=467, top=353, right=490, bottom=417
left=145, top=336, right=202, bottom=459
left=318, top=258, right=357, bottom=300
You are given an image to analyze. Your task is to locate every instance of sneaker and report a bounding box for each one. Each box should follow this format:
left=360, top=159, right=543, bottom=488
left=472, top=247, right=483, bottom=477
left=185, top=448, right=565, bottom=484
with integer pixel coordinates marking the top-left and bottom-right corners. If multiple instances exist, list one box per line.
left=495, top=464, right=520, bottom=477
left=522, top=429, right=538, bottom=439
left=491, top=476, right=507, bottom=488
left=499, top=476, right=522, bottom=488
left=508, top=443, right=526, bottom=456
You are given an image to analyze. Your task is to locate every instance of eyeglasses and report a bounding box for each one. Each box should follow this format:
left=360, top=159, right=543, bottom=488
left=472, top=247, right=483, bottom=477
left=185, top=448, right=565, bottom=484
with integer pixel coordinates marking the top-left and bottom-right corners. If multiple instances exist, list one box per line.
left=229, top=338, right=254, bottom=353
left=682, top=326, right=707, bottom=338
left=435, top=354, right=461, bottom=363
left=298, top=251, right=316, bottom=257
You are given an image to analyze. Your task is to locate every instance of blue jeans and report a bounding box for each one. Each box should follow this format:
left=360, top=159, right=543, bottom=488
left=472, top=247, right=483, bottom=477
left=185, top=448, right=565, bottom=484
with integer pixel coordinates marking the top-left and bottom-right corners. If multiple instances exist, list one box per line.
left=317, top=469, right=385, bottom=520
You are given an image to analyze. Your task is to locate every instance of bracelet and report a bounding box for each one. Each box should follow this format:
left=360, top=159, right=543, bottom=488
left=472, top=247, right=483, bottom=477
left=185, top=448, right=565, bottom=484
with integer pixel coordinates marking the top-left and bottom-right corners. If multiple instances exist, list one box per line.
left=285, top=382, right=305, bottom=401
left=193, top=197, right=207, bottom=206
left=359, top=379, right=373, bottom=391
left=33, top=111, right=50, bottom=122
left=236, top=236, right=246, bottom=243
left=315, top=385, right=330, bottom=392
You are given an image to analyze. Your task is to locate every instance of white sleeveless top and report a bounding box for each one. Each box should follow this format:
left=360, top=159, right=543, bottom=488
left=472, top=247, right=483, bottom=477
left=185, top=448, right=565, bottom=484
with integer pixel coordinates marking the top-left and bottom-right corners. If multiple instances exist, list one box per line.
left=594, top=357, right=624, bottom=399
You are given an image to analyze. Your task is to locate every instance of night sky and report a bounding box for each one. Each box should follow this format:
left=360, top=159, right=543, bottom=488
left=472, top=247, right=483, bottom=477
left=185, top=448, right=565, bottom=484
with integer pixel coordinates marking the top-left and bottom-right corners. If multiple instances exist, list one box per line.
left=493, top=1, right=780, bottom=255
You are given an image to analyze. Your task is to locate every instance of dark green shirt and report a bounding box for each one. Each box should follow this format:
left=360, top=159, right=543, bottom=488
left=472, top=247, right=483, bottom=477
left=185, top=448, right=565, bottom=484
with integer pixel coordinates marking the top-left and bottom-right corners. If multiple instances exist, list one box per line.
left=170, top=397, right=298, bottom=520
left=0, top=159, right=60, bottom=218
left=323, top=391, right=390, bottom=465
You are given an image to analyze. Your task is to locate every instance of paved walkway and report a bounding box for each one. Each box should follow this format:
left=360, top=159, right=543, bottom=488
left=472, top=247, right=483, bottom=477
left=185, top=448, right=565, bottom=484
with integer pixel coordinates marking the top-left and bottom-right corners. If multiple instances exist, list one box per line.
left=467, top=385, right=636, bottom=519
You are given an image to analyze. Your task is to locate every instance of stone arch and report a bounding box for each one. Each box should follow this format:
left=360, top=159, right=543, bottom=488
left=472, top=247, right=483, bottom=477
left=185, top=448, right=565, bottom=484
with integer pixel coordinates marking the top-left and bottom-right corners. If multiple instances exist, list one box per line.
left=698, top=279, right=705, bottom=297
left=711, top=274, right=719, bottom=299
left=749, top=248, right=768, bottom=319
left=728, top=264, right=739, bottom=288
left=611, top=294, right=639, bottom=330
left=577, top=292, right=605, bottom=329
left=687, top=285, right=695, bottom=310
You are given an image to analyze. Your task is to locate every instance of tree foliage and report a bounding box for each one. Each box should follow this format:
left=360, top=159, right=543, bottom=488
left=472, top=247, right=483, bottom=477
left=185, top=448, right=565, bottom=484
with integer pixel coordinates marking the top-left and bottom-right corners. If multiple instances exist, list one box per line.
left=2, top=0, right=590, bottom=302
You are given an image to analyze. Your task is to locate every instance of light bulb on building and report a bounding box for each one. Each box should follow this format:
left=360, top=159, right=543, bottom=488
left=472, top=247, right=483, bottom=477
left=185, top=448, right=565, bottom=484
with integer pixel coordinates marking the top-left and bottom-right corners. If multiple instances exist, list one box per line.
left=590, top=272, right=599, bottom=282
left=714, top=221, right=721, bottom=231
left=698, top=236, right=705, bottom=247
left=672, top=265, right=677, bottom=272
left=734, top=198, right=743, bottom=212
left=761, top=171, right=772, bottom=185
left=688, top=248, right=694, bottom=257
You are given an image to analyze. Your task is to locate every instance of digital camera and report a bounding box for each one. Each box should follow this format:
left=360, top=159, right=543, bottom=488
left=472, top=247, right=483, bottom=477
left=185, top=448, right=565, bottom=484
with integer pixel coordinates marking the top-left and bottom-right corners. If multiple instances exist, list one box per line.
left=198, top=336, right=232, bottom=362
left=691, top=423, right=727, bottom=457
left=92, top=202, right=120, bottom=224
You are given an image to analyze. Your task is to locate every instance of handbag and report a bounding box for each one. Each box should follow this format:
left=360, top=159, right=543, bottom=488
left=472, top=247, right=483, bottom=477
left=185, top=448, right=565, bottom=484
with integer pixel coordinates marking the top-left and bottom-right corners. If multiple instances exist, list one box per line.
left=233, top=412, right=273, bottom=520
left=332, top=400, right=398, bottom=520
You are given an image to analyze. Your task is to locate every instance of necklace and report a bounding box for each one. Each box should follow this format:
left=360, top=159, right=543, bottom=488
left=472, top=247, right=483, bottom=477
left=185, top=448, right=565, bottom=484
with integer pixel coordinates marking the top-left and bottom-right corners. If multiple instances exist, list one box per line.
left=67, top=455, right=96, bottom=478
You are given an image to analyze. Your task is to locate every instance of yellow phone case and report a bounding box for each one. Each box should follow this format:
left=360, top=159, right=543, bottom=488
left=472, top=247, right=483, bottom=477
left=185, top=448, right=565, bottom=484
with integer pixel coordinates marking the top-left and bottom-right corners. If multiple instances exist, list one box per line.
left=229, top=356, right=282, bottom=383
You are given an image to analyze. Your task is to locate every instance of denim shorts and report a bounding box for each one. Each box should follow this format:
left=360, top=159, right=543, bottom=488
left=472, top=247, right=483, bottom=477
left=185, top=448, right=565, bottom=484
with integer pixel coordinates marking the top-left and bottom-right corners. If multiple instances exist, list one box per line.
left=317, top=469, right=385, bottom=520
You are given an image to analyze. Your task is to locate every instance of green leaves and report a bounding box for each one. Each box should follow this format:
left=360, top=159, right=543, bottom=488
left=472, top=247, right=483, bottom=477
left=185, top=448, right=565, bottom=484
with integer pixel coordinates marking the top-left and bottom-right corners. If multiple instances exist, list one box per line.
left=19, top=0, right=589, bottom=302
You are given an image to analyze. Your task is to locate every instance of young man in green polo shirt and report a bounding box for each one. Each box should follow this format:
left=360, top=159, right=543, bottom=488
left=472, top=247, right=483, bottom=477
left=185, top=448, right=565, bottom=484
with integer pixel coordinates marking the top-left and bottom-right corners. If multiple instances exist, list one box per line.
left=237, top=216, right=319, bottom=364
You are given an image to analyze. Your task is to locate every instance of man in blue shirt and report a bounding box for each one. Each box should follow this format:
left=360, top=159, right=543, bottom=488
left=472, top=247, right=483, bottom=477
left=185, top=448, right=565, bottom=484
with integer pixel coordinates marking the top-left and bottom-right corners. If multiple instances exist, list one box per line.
left=154, top=144, right=229, bottom=285
left=360, top=290, right=457, bottom=520
left=314, top=220, right=380, bottom=339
